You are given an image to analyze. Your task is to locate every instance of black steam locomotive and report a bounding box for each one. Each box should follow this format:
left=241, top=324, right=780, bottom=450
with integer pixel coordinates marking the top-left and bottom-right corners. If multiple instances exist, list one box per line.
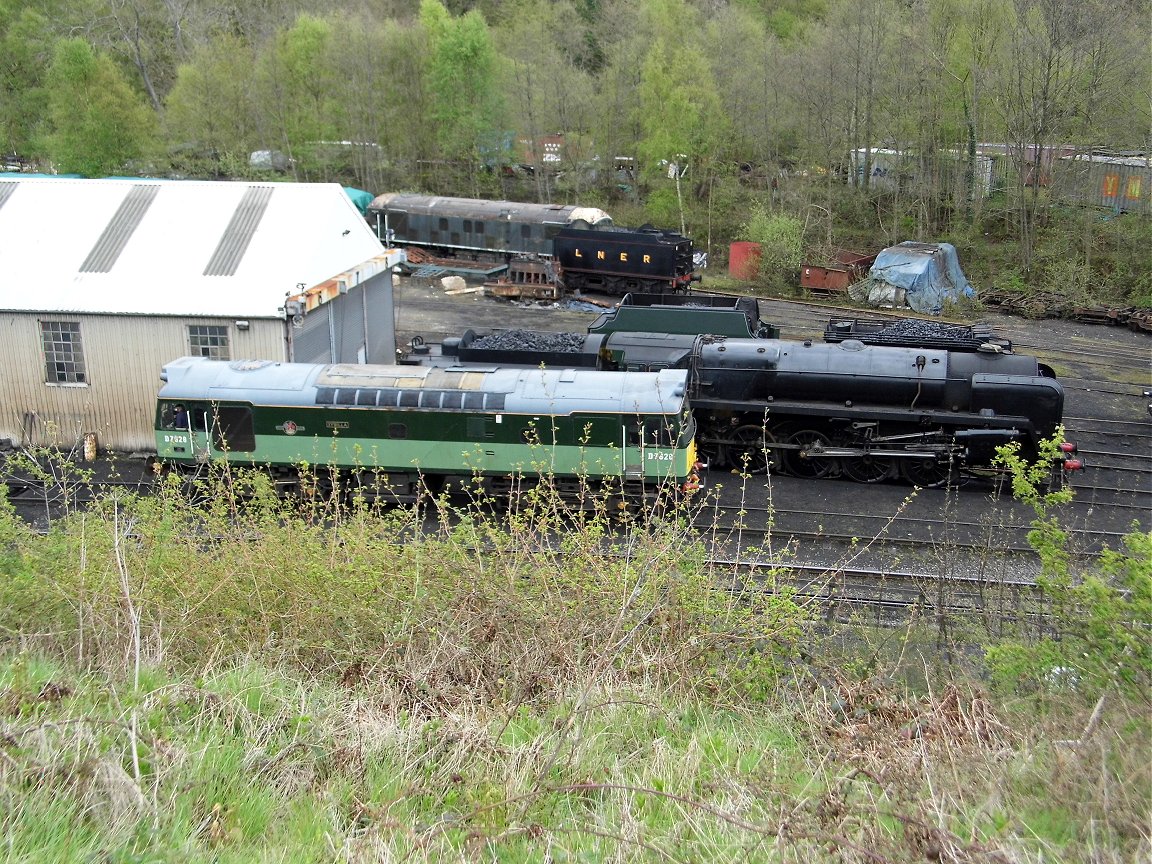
left=365, top=193, right=698, bottom=295
left=401, top=306, right=1074, bottom=486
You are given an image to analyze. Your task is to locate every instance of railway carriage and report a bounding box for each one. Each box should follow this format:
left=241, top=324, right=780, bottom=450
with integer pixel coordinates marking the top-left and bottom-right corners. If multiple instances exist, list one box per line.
left=366, top=193, right=612, bottom=259
left=155, top=357, right=700, bottom=504
left=365, top=193, right=698, bottom=294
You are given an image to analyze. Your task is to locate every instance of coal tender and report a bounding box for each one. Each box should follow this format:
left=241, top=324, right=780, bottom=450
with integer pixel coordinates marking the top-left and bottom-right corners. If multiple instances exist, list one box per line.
left=415, top=327, right=1072, bottom=486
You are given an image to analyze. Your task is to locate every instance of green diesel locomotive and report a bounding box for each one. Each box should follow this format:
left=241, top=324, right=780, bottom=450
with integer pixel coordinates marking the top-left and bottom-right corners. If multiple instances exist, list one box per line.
left=155, top=357, right=701, bottom=504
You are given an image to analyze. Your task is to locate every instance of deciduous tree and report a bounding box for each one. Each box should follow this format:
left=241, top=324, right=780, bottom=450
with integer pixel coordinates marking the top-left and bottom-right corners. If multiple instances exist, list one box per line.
left=43, top=37, right=156, bottom=175
left=420, top=0, right=504, bottom=192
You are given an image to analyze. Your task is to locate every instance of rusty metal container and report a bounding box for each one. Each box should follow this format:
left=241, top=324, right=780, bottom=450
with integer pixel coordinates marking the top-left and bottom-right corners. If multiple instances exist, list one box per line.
left=728, top=242, right=761, bottom=280
left=800, top=250, right=877, bottom=294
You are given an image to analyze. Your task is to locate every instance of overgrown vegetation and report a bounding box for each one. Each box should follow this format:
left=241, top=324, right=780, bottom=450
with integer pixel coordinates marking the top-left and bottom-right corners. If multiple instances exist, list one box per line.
left=739, top=205, right=803, bottom=293
left=986, top=437, right=1152, bottom=699
left=0, top=452, right=1148, bottom=862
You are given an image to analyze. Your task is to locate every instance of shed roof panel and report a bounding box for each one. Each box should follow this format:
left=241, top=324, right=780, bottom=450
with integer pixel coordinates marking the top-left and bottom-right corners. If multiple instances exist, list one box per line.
left=0, top=177, right=386, bottom=317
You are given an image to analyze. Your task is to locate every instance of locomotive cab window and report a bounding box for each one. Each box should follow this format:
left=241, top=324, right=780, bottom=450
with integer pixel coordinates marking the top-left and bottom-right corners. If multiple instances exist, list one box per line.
left=212, top=405, right=255, bottom=452
left=628, top=419, right=675, bottom=447
left=160, top=403, right=190, bottom=430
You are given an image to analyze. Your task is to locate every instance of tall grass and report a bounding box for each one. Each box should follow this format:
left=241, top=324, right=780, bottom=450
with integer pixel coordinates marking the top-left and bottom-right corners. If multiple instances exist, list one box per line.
left=0, top=461, right=1147, bottom=862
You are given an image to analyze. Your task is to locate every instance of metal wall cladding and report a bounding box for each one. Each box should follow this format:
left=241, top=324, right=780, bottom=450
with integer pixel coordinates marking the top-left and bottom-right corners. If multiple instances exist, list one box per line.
left=363, top=272, right=396, bottom=364
left=1055, top=156, right=1151, bottom=214
left=291, top=310, right=332, bottom=364
left=288, top=275, right=395, bottom=365
left=0, top=313, right=285, bottom=452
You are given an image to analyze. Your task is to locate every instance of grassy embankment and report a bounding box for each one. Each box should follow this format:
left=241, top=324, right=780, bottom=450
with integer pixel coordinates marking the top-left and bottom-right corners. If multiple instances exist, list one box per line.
left=1, top=457, right=1148, bottom=863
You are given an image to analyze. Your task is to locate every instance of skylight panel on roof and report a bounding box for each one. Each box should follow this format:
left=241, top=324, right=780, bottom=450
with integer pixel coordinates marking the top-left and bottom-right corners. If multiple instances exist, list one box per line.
left=203, top=185, right=274, bottom=276
left=79, top=184, right=160, bottom=273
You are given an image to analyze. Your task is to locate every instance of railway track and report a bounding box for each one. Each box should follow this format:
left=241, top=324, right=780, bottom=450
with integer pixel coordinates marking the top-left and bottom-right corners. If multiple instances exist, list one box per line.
left=3, top=291, right=1147, bottom=627
left=711, top=557, right=1049, bottom=628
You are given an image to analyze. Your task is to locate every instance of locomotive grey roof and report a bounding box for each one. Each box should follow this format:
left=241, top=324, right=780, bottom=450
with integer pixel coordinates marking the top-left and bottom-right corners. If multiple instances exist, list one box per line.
left=367, top=192, right=612, bottom=227
left=0, top=177, right=386, bottom=316
left=159, top=357, right=688, bottom=416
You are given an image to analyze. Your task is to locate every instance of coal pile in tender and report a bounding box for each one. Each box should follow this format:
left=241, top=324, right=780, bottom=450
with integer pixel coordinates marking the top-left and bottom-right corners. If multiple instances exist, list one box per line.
left=871, top=320, right=991, bottom=341
left=472, top=330, right=585, bottom=353
left=825, top=317, right=1011, bottom=351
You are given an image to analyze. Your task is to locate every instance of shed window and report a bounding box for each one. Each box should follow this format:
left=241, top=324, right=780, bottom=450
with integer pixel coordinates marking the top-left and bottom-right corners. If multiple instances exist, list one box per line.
left=188, top=325, right=230, bottom=360
left=41, top=321, right=86, bottom=384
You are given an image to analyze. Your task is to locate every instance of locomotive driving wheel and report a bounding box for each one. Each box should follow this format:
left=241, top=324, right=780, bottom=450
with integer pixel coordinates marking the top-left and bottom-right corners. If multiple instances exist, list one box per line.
left=780, top=427, right=838, bottom=478
left=840, top=449, right=896, bottom=483
left=727, top=425, right=776, bottom=474
left=899, top=455, right=960, bottom=488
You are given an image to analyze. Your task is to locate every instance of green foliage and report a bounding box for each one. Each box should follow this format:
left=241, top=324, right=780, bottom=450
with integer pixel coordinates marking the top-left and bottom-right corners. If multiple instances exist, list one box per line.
left=270, top=15, right=338, bottom=147
left=164, top=34, right=262, bottom=160
left=42, top=37, right=156, bottom=176
left=0, top=2, right=54, bottom=156
left=1, top=451, right=1149, bottom=863
left=739, top=205, right=803, bottom=292
left=1, top=460, right=801, bottom=698
left=420, top=0, right=504, bottom=165
left=635, top=37, right=728, bottom=177
left=985, top=438, right=1152, bottom=698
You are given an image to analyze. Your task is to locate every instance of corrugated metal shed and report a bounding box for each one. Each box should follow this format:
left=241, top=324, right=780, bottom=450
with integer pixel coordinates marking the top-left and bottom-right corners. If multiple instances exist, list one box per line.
left=0, top=177, right=386, bottom=316
left=0, top=178, right=405, bottom=452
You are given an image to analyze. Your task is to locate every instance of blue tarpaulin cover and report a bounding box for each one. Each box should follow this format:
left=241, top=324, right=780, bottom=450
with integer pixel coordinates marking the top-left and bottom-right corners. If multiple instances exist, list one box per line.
left=858, top=241, right=974, bottom=314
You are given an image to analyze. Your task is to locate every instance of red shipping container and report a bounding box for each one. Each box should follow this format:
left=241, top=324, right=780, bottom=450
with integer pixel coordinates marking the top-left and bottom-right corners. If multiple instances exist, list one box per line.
left=729, top=241, right=762, bottom=280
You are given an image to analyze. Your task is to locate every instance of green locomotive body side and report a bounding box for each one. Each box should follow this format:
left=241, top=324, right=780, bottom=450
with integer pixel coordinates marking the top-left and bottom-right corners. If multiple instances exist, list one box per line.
left=156, top=403, right=694, bottom=481
left=154, top=358, right=700, bottom=497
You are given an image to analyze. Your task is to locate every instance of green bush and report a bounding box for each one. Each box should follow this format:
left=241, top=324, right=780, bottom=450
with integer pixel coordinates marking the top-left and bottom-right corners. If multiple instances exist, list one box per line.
left=739, top=205, right=803, bottom=293
left=985, top=439, right=1152, bottom=697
